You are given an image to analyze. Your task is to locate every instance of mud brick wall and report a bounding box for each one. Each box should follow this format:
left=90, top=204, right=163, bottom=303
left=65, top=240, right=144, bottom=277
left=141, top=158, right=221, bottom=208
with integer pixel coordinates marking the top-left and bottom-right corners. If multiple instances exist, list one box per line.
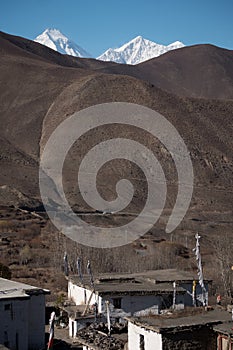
left=162, top=326, right=217, bottom=350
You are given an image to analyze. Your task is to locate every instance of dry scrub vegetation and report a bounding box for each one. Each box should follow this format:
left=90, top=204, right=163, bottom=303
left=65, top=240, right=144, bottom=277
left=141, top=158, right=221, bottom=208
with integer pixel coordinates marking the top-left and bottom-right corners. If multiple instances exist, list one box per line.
left=1, top=205, right=233, bottom=303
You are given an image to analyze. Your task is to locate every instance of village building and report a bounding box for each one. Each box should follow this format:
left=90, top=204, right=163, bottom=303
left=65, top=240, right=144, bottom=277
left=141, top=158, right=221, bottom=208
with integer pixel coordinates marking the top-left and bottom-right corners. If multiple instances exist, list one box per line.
left=213, top=322, right=233, bottom=350
left=65, top=304, right=97, bottom=338
left=0, top=278, right=49, bottom=350
left=75, top=309, right=232, bottom=350
left=126, top=309, right=232, bottom=350
left=67, top=269, right=211, bottom=338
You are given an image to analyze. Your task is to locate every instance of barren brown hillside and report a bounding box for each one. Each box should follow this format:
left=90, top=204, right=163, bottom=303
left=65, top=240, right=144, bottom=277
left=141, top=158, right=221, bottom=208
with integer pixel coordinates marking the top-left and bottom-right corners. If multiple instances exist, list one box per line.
left=135, top=44, right=233, bottom=99
left=0, top=31, right=233, bottom=298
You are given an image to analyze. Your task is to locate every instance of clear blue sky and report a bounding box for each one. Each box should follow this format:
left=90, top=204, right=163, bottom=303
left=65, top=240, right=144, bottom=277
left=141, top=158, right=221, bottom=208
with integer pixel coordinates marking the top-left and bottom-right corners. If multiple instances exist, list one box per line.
left=1, top=0, right=233, bottom=57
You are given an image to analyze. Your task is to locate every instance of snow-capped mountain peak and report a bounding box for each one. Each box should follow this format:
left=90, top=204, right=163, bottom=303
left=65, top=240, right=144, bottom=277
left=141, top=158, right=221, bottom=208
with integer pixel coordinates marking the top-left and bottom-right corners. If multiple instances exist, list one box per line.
left=34, top=29, right=184, bottom=64
left=34, top=28, right=91, bottom=58
left=97, top=36, right=185, bottom=65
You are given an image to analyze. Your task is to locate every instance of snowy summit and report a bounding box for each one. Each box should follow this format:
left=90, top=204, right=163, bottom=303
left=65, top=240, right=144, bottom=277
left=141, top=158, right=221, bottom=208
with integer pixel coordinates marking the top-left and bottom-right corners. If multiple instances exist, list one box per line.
left=97, top=36, right=185, bottom=65
left=34, top=28, right=91, bottom=58
left=34, top=30, right=185, bottom=64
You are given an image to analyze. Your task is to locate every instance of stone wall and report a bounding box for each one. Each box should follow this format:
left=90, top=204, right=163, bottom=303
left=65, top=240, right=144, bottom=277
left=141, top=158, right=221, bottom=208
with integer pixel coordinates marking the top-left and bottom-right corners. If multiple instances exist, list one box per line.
left=162, top=326, right=217, bottom=350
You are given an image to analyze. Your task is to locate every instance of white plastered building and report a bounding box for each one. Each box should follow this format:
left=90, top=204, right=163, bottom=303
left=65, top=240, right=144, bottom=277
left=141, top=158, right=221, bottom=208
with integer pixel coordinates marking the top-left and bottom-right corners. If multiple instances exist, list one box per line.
left=0, top=278, right=49, bottom=350
left=67, top=269, right=204, bottom=338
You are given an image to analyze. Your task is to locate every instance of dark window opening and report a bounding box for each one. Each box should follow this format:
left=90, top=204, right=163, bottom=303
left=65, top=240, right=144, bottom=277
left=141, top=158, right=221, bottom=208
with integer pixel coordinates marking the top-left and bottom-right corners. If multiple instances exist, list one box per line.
left=16, top=333, right=19, bottom=350
left=4, top=331, right=9, bottom=348
left=4, top=303, right=11, bottom=311
left=161, top=294, right=173, bottom=309
left=4, top=303, right=14, bottom=320
left=140, top=334, right=145, bottom=350
left=112, top=298, right=122, bottom=309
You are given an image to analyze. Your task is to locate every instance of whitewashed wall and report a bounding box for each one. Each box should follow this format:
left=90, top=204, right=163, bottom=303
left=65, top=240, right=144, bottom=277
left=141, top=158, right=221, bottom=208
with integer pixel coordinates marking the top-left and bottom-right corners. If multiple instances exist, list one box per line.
left=103, top=294, right=162, bottom=317
left=69, top=316, right=96, bottom=337
left=69, top=318, right=77, bottom=337
left=128, top=321, right=162, bottom=350
left=68, top=281, right=102, bottom=313
left=68, top=280, right=185, bottom=317
left=0, top=298, right=29, bottom=350
left=119, top=295, right=160, bottom=314
left=0, top=294, right=46, bottom=350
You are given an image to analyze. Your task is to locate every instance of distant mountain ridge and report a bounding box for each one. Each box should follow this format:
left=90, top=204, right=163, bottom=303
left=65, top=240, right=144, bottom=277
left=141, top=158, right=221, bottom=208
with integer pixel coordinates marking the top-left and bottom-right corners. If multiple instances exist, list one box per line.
left=97, top=36, right=185, bottom=64
left=34, top=29, right=184, bottom=64
left=34, top=28, right=92, bottom=58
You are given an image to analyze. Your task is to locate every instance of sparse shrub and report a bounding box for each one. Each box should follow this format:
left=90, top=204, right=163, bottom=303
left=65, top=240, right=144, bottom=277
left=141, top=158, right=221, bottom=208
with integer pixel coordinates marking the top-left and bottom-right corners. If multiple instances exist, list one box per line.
left=19, top=244, right=32, bottom=265
left=0, top=262, right=11, bottom=279
left=55, top=293, right=66, bottom=308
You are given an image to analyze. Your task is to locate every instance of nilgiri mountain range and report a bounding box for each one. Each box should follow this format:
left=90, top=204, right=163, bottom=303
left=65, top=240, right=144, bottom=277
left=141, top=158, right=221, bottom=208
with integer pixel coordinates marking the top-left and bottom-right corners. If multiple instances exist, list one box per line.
left=34, top=28, right=185, bottom=64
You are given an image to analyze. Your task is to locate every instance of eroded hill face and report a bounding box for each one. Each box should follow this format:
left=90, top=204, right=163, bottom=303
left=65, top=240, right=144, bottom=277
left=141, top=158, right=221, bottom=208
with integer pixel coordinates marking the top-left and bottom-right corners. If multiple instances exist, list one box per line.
left=0, top=32, right=233, bottom=294
left=135, top=44, right=233, bottom=100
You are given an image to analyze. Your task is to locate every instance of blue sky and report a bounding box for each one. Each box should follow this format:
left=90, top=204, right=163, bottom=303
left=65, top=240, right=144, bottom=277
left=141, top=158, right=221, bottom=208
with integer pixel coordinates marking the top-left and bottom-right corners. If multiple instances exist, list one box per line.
left=1, top=0, right=233, bottom=57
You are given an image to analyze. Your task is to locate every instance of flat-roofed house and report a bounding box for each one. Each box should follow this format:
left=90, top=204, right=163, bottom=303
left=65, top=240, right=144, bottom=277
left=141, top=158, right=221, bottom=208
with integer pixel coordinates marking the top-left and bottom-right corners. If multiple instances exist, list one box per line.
left=213, top=322, right=233, bottom=350
left=127, top=309, right=231, bottom=350
left=138, top=269, right=211, bottom=306
left=67, top=268, right=212, bottom=338
left=0, top=278, right=49, bottom=350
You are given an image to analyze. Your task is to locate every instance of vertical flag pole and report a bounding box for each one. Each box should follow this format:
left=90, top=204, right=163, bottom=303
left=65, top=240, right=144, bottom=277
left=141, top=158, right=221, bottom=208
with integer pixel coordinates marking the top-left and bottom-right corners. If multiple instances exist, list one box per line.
left=172, top=281, right=176, bottom=310
left=47, top=312, right=56, bottom=350
left=87, top=260, right=94, bottom=289
left=192, top=280, right=197, bottom=307
left=193, top=233, right=207, bottom=306
left=63, top=252, right=69, bottom=277
left=106, top=301, right=111, bottom=336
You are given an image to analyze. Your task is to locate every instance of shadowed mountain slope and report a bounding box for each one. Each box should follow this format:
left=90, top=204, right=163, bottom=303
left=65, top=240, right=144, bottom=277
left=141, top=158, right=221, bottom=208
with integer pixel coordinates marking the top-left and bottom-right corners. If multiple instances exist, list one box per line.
left=135, top=44, right=233, bottom=99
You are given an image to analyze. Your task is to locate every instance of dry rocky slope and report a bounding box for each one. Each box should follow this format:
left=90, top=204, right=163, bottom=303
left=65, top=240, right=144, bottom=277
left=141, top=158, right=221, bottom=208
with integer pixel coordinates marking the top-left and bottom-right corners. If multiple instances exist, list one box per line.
left=0, top=31, right=233, bottom=294
left=135, top=44, right=233, bottom=99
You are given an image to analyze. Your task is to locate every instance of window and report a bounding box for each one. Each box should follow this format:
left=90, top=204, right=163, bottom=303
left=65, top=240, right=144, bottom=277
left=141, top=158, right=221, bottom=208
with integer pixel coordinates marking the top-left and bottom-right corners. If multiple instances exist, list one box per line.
left=112, top=298, right=122, bottom=309
left=139, top=334, right=145, bottom=350
left=4, top=303, right=11, bottom=311
left=4, top=303, right=13, bottom=320
left=16, top=333, right=19, bottom=350
left=4, top=331, right=9, bottom=348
